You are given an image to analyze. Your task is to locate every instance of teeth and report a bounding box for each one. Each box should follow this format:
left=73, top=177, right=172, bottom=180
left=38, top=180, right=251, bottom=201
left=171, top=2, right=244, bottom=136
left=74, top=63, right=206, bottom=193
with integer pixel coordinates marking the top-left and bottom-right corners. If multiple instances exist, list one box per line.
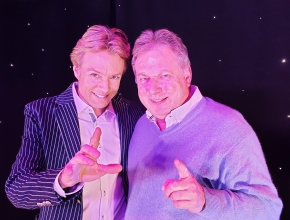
left=152, top=98, right=165, bottom=102
left=93, top=92, right=106, bottom=98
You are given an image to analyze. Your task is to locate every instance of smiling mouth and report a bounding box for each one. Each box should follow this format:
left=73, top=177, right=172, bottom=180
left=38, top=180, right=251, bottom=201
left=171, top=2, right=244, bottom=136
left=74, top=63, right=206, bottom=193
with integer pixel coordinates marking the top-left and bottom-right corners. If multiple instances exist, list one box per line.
left=151, top=97, right=167, bottom=103
left=92, top=92, right=107, bottom=98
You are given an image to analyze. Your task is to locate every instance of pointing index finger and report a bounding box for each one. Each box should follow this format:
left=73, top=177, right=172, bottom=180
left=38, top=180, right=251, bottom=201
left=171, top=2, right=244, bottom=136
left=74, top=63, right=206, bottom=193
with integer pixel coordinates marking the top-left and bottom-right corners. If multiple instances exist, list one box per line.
left=174, top=159, right=191, bottom=179
left=89, top=127, right=101, bottom=149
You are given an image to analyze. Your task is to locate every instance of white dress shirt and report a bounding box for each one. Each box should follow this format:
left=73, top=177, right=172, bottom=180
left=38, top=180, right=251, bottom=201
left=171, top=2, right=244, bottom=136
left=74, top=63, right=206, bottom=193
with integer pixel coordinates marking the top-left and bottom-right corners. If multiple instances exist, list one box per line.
left=54, top=82, right=125, bottom=220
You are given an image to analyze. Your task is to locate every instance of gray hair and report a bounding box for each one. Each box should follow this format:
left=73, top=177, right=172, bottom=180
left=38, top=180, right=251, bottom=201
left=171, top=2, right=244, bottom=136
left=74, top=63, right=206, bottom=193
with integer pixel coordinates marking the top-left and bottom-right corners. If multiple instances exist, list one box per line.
left=70, top=25, right=130, bottom=72
left=131, top=29, right=191, bottom=73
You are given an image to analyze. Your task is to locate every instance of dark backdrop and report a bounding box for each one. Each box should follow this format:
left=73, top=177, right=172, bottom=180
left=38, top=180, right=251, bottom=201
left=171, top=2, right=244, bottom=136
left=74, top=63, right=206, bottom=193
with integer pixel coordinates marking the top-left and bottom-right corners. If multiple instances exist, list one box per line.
left=0, top=0, right=289, bottom=219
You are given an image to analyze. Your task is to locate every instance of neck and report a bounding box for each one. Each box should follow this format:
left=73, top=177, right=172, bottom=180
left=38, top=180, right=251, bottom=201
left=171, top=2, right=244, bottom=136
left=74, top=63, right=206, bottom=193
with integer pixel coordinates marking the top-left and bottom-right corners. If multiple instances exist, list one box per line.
left=156, top=118, right=166, bottom=131
left=183, top=88, right=192, bottom=105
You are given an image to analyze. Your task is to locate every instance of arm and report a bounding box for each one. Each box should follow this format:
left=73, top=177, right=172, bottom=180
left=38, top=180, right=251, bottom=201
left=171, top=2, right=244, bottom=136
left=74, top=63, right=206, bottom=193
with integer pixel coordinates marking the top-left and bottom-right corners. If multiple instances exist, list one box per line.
left=163, top=132, right=283, bottom=219
left=199, top=132, right=283, bottom=219
left=5, top=104, right=79, bottom=209
left=5, top=104, right=122, bottom=209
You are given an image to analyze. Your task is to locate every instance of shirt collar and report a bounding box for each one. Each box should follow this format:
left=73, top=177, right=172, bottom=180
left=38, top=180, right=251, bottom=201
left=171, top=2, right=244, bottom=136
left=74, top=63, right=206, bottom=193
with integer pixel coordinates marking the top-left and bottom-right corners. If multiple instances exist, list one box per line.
left=145, top=85, right=203, bottom=128
left=72, top=82, right=115, bottom=122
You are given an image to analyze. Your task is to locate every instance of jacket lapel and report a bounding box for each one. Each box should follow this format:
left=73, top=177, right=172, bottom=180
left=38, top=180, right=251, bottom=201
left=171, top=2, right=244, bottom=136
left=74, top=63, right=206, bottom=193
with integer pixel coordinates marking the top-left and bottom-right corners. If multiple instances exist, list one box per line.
left=112, top=93, right=129, bottom=164
left=55, top=84, right=81, bottom=160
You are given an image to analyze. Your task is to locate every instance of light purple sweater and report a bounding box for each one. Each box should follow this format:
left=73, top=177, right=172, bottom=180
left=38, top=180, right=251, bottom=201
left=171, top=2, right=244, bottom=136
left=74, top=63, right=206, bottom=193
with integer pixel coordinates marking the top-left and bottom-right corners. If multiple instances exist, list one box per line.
left=125, top=97, right=282, bottom=220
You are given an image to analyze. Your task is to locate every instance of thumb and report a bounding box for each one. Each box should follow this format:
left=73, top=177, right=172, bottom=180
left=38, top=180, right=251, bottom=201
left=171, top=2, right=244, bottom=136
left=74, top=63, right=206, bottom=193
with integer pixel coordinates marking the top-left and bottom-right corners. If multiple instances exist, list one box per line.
left=99, top=164, right=123, bottom=174
left=162, top=179, right=174, bottom=191
left=174, top=159, right=191, bottom=179
left=90, top=127, right=101, bottom=149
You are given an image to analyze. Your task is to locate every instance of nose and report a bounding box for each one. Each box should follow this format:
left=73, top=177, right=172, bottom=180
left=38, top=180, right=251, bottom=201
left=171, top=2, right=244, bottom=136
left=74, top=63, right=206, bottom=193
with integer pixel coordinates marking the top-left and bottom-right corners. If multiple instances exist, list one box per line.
left=147, top=78, right=161, bottom=94
left=99, top=78, right=109, bottom=93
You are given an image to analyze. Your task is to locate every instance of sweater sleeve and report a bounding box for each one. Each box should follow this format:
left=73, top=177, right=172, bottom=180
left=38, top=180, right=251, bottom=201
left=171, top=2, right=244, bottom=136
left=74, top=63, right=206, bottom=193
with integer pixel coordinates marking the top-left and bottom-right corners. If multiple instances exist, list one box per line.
left=5, top=104, right=80, bottom=209
left=197, top=132, right=283, bottom=220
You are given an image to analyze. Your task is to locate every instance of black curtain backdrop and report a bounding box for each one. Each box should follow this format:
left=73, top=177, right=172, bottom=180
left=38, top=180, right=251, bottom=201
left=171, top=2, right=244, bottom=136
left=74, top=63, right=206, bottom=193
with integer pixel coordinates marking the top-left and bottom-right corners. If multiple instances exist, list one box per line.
left=0, top=1, right=289, bottom=219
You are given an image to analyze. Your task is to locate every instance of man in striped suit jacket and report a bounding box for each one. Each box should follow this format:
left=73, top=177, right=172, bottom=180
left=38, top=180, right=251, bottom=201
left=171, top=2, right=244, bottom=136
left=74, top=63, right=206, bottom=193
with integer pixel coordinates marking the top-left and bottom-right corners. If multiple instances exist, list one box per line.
left=5, top=25, right=144, bottom=220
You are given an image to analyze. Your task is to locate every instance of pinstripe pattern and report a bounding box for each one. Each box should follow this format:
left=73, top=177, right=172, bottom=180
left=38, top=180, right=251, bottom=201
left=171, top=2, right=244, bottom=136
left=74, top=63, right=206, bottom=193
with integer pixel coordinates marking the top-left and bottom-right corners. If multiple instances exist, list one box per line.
left=5, top=84, right=144, bottom=220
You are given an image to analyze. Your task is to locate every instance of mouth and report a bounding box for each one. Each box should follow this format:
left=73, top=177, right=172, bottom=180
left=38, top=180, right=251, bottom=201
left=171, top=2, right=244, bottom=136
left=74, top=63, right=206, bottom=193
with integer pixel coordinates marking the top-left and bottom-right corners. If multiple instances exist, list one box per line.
left=150, top=97, right=167, bottom=103
left=92, top=92, right=108, bottom=98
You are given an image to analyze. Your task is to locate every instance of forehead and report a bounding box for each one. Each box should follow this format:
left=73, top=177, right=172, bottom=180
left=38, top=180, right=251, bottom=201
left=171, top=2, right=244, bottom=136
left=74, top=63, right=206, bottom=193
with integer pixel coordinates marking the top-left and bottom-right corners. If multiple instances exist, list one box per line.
left=81, top=51, right=125, bottom=70
left=81, top=50, right=118, bottom=62
left=135, top=46, right=180, bottom=73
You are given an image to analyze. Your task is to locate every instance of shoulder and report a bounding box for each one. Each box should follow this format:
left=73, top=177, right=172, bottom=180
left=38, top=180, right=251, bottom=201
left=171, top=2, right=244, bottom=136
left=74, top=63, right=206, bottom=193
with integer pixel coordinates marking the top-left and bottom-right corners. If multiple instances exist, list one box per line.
left=197, top=97, right=255, bottom=138
left=22, top=97, right=59, bottom=124
left=25, top=84, right=73, bottom=113
left=25, top=96, right=57, bottom=112
left=201, top=97, right=246, bottom=123
left=113, top=95, right=145, bottom=116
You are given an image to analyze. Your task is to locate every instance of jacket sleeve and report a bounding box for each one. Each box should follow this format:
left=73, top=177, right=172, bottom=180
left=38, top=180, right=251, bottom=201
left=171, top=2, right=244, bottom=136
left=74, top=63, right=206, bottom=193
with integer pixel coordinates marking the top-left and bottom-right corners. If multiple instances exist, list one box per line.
left=5, top=104, right=81, bottom=209
left=197, top=132, right=283, bottom=220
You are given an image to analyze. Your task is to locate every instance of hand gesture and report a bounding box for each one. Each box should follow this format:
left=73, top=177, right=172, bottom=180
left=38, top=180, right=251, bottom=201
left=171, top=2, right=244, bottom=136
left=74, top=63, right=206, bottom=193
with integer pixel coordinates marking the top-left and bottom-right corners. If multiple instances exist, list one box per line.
left=58, top=127, right=122, bottom=189
left=162, top=159, right=205, bottom=213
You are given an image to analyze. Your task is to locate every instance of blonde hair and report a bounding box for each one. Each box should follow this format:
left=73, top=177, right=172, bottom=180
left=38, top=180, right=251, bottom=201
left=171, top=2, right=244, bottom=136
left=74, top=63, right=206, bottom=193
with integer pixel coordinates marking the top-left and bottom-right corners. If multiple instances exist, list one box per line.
left=70, top=25, right=130, bottom=71
left=132, top=29, right=191, bottom=73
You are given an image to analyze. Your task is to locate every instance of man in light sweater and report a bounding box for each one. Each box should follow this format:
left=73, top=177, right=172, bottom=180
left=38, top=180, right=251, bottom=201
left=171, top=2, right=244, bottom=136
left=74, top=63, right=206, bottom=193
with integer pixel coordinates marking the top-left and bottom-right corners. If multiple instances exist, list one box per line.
left=125, top=29, right=283, bottom=219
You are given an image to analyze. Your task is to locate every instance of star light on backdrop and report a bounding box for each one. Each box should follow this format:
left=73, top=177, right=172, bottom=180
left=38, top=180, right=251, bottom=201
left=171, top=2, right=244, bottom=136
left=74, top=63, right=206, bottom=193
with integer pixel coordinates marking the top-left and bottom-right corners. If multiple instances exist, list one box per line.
left=4, top=7, right=288, bottom=180
left=1, top=2, right=289, bottom=219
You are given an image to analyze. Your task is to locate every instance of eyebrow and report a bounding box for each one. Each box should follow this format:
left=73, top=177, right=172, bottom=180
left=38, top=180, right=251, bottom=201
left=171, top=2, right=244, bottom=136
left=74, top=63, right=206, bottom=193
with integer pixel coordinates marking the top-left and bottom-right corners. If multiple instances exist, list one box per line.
left=87, top=68, right=123, bottom=76
left=87, top=68, right=101, bottom=73
left=136, top=73, right=148, bottom=77
left=137, top=69, right=170, bottom=76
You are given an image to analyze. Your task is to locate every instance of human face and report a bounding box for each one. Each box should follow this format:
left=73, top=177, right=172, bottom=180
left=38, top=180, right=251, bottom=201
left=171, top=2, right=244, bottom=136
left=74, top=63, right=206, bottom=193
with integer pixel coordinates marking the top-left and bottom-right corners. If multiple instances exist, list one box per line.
left=135, top=45, right=192, bottom=120
left=73, top=50, right=125, bottom=116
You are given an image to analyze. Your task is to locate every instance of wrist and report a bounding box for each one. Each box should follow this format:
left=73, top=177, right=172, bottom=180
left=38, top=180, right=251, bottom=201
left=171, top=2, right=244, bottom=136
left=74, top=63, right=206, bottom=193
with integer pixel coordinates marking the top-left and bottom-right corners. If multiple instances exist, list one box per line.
left=58, top=172, right=72, bottom=189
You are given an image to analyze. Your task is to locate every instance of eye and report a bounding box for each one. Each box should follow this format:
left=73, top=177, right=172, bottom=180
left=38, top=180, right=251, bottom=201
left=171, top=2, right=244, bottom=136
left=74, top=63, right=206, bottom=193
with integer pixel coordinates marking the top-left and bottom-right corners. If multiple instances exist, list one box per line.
left=111, top=75, right=121, bottom=80
left=161, top=73, right=170, bottom=78
left=91, top=73, right=99, bottom=78
left=139, top=76, right=149, bottom=83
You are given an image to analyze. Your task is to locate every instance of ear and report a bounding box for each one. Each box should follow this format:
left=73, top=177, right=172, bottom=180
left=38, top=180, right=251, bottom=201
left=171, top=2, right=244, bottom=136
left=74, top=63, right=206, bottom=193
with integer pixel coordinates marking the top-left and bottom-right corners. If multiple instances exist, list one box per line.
left=73, top=66, right=80, bottom=80
left=134, top=74, right=138, bottom=84
left=184, top=66, right=192, bottom=87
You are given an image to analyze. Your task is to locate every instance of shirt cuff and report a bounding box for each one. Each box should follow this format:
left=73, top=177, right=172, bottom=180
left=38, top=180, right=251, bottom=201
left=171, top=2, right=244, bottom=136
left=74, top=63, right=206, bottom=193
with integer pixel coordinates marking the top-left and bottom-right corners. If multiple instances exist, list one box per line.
left=53, top=170, right=84, bottom=198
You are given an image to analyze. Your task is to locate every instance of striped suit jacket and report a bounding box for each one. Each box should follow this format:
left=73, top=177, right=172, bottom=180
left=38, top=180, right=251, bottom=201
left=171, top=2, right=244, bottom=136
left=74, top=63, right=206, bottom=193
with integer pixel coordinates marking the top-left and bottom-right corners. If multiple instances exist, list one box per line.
left=5, top=84, right=145, bottom=220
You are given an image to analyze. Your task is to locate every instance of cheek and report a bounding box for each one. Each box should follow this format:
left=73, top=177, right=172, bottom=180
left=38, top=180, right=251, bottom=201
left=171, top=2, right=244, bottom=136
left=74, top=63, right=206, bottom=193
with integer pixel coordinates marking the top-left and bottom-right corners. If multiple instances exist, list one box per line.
left=137, top=86, right=148, bottom=100
left=137, top=84, right=147, bottom=94
left=161, top=82, right=176, bottom=93
left=113, top=80, right=121, bottom=90
left=80, top=77, right=93, bottom=88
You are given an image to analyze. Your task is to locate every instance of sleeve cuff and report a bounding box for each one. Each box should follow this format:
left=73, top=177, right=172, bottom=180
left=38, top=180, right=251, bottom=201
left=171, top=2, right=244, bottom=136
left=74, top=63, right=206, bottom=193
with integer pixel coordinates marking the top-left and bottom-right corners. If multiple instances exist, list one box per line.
left=53, top=170, right=84, bottom=198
